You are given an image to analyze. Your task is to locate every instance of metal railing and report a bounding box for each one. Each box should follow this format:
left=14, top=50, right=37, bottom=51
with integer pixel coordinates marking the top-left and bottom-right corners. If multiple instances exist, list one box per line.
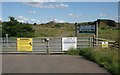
left=0, top=37, right=92, bottom=54
left=0, top=37, right=115, bottom=54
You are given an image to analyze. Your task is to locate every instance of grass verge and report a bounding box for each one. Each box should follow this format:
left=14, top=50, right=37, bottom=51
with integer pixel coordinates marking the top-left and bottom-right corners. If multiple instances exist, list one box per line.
left=66, top=48, right=119, bottom=75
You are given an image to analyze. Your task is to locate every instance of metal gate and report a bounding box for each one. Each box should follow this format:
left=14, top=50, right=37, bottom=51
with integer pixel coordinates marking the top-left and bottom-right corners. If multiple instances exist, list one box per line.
left=1, top=37, right=92, bottom=54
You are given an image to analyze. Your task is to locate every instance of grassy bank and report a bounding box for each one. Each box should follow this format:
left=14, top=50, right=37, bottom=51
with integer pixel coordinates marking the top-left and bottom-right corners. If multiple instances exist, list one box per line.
left=66, top=48, right=119, bottom=75
left=99, top=29, right=119, bottom=41
left=32, top=25, right=74, bottom=37
left=33, top=25, right=119, bottom=41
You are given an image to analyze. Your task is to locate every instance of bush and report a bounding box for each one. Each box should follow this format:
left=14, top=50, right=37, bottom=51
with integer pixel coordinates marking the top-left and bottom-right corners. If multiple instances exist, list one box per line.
left=55, top=23, right=62, bottom=28
left=2, top=17, right=35, bottom=37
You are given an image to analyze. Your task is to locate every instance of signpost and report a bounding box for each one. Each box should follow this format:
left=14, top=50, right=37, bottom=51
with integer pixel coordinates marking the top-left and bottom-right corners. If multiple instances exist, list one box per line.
left=78, top=25, right=95, bottom=33
left=75, top=21, right=98, bottom=38
left=75, top=21, right=98, bottom=47
left=62, top=37, right=77, bottom=51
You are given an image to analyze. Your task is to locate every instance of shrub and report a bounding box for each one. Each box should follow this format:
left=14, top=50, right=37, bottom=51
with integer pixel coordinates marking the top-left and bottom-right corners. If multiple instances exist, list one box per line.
left=55, top=23, right=62, bottom=28
left=2, top=17, right=35, bottom=37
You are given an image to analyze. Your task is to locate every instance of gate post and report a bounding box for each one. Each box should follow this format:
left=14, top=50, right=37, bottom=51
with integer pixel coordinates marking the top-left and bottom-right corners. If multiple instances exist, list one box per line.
left=47, top=41, right=49, bottom=55
left=75, top=23, right=78, bottom=37
left=44, top=38, right=50, bottom=55
left=89, top=37, right=92, bottom=47
left=93, top=35, right=96, bottom=47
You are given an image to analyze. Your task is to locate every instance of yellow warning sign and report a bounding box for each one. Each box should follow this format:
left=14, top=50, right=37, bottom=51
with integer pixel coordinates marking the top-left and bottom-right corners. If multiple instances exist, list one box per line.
left=102, top=42, right=108, bottom=48
left=17, top=38, right=33, bottom=52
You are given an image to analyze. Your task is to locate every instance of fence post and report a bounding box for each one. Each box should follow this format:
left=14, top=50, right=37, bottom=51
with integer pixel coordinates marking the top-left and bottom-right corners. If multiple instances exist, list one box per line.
left=93, top=35, right=95, bottom=47
left=5, top=34, right=8, bottom=46
left=44, top=38, right=50, bottom=55
left=61, top=38, right=63, bottom=55
left=89, top=37, right=92, bottom=47
left=47, top=41, right=49, bottom=55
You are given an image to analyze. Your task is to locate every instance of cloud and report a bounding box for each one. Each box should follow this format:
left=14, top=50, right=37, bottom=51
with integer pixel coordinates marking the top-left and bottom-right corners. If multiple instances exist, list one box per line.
left=30, top=19, right=35, bottom=21
left=3, top=0, right=56, bottom=2
left=18, top=20, right=26, bottom=23
left=16, top=16, right=28, bottom=23
left=99, top=13, right=106, bottom=17
left=17, top=16, right=28, bottom=21
left=69, top=13, right=80, bottom=18
left=15, top=16, right=65, bottom=24
left=36, top=20, right=40, bottom=23
left=24, top=2, right=69, bottom=8
left=53, top=18, right=65, bottom=23
left=56, top=4, right=69, bottom=8
left=3, top=0, right=119, bottom=2
left=28, top=11, right=37, bottom=14
left=29, top=18, right=42, bottom=24
left=22, top=0, right=56, bottom=2
left=43, top=17, right=65, bottom=23
left=0, top=17, right=2, bottom=21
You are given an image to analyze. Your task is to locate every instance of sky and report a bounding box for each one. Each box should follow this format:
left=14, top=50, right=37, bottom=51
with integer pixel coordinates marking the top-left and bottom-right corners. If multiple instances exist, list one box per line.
left=1, top=1, right=119, bottom=24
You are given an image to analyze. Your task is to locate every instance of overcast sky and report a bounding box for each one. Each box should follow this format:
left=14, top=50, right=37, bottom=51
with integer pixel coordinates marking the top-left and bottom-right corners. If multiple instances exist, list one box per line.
left=1, top=1, right=119, bottom=24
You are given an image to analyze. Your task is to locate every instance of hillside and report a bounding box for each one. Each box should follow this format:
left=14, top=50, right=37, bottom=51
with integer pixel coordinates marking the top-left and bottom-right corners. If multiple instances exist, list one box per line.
left=1, top=19, right=119, bottom=41
left=33, top=19, right=119, bottom=41
left=32, top=22, right=75, bottom=37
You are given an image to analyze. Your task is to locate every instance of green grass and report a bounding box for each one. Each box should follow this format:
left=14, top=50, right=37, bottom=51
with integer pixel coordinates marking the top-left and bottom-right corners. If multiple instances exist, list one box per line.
left=33, top=26, right=58, bottom=37
left=32, top=25, right=119, bottom=41
left=99, top=29, right=119, bottom=41
left=92, top=48, right=119, bottom=75
left=66, top=48, right=119, bottom=75
left=66, top=48, right=80, bottom=55
left=32, top=25, right=74, bottom=37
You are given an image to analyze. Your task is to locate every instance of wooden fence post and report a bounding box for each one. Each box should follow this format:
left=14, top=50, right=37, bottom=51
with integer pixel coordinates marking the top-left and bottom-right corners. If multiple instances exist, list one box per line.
left=93, top=35, right=95, bottom=47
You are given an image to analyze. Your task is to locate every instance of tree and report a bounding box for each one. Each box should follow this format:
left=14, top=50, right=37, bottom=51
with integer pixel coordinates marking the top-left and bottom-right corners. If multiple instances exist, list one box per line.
left=2, top=17, right=35, bottom=37
left=34, top=23, right=37, bottom=25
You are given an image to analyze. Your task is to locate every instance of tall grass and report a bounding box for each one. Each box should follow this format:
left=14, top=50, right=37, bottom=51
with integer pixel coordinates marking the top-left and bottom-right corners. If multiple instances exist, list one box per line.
left=33, top=25, right=74, bottom=37
left=66, top=48, right=80, bottom=55
left=98, top=29, right=119, bottom=41
left=80, top=48, right=119, bottom=75
left=33, top=25, right=119, bottom=41
left=66, top=48, right=119, bottom=75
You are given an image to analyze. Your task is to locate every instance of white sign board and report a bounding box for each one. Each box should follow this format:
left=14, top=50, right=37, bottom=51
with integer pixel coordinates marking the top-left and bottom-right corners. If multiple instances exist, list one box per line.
left=62, top=37, right=77, bottom=51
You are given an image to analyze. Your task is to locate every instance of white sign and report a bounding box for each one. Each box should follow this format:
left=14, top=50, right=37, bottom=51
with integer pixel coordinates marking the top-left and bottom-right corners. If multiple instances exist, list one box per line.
left=62, top=37, right=77, bottom=51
